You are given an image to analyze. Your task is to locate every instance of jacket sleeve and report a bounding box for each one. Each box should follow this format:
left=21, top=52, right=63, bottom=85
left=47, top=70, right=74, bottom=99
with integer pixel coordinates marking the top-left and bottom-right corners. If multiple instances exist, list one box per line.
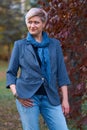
left=56, top=40, right=71, bottom=87
left=6, top=41, right=19, bottom=88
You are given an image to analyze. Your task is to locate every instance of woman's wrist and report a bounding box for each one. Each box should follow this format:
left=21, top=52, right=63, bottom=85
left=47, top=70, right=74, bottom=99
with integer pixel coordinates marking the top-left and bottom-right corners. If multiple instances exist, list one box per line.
left=60, top=86, right=69, bottom=101
left=13, top=92, right=19, bottom=99
left=10, top=84, right=16, bottom=95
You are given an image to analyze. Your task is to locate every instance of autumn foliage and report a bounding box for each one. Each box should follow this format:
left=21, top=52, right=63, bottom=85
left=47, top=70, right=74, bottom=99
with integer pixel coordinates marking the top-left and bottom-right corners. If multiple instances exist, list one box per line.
left=39, top=0, right=87, bottom=129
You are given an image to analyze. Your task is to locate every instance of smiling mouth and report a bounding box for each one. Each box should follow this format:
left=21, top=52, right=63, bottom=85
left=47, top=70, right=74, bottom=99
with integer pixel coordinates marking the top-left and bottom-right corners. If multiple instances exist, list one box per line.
left=31, top=29, right=37, bottom=32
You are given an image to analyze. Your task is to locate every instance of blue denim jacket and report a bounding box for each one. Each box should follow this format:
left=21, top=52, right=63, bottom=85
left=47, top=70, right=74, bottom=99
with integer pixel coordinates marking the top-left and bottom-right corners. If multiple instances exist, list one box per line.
left=6, top=37, right=70, bottom=105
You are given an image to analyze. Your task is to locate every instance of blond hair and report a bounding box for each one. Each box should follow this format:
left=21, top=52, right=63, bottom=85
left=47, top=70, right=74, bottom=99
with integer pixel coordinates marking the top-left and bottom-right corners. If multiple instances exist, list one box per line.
left=25, top=8, right=48, bottom=24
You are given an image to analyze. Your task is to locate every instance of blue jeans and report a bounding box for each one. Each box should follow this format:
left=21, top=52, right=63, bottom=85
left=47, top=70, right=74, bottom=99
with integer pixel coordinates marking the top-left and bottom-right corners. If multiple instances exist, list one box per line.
left=16, top=95, right=69, bottom=130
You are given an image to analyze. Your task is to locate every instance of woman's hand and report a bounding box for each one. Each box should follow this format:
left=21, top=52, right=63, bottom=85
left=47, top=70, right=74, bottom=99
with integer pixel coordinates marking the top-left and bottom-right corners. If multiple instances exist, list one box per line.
left=18, top=98, right=33, bottom=107
left=10, top=84, right=33, bottom=107
left=62, top=100, right=70, bottom=115
left=60, top=86, right=70, bottom=115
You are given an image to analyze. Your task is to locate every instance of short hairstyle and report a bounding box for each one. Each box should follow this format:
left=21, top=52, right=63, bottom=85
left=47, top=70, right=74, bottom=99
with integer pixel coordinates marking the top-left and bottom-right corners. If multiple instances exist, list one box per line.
left=25, top=8, right=48, bottom=24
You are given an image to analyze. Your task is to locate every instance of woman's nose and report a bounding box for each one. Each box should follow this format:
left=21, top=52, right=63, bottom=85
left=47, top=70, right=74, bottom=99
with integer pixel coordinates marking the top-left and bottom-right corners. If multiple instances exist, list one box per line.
left=31, top=23, right=35, bottom=27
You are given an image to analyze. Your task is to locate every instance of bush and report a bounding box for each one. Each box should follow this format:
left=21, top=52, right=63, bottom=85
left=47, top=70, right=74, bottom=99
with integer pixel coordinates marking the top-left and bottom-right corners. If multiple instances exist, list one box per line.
left=40, top=0, right=87, bottom=129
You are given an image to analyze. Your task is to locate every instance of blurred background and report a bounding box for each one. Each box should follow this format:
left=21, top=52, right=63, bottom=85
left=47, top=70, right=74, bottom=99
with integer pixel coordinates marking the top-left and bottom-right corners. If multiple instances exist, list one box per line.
left=0, top=0, right=87, bottom=130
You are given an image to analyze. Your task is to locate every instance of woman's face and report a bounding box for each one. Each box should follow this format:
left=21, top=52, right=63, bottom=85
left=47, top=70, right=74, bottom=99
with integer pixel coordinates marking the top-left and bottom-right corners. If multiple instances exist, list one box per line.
left=26, top=16, right=45, bottom=36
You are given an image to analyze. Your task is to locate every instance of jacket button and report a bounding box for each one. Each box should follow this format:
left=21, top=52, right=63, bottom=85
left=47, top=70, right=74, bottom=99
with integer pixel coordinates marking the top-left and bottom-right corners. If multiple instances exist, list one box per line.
left=41, top=77, right=44, bottom=81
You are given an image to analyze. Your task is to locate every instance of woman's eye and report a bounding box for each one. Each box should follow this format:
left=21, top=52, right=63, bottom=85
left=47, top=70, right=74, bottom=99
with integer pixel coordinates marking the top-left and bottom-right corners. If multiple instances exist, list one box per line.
left=28, top=21, right=40, bottom=24
left=34, top=21, right=40, bottom=24
left=28, top=21, right=32, bottom=24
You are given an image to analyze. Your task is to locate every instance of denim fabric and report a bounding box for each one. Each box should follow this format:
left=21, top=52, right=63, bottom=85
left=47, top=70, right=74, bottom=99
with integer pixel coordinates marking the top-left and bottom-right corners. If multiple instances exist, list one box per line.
left=6, top=38, right=70, bottom=105
left=16, top=95, right=69, bottom=130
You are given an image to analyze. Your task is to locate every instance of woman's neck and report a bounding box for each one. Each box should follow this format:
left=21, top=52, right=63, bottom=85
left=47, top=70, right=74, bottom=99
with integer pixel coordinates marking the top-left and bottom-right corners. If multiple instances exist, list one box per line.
left=33, top=33, right=42, bottom=43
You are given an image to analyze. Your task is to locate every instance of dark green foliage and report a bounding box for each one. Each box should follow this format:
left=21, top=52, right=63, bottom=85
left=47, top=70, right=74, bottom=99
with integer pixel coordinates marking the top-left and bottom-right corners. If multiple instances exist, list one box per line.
left=0, top=0, right=27, bottom=60
left=0, top=0, right=26, bottom=44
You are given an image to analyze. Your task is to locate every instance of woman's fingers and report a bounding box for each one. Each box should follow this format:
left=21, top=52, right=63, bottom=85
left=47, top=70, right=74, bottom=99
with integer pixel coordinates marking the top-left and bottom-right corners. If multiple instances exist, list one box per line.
left=62, top=100, right=70, bottom=115
left=18, top=98, right=33, bottom=107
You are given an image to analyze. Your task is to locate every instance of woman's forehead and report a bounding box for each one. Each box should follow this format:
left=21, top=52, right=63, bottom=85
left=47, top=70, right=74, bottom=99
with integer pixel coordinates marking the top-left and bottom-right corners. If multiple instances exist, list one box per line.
left=28, top=16, right=42, bottom=21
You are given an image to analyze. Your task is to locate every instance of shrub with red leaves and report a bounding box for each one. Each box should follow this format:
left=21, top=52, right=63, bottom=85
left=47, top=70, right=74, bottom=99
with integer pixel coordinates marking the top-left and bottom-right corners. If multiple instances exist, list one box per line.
left=39, top=0, right=87, bottom=129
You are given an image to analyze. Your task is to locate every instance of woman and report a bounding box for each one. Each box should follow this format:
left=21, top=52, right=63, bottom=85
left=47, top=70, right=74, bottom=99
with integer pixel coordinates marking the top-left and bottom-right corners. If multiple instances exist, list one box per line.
left=6, top=8, right=70, bottom=130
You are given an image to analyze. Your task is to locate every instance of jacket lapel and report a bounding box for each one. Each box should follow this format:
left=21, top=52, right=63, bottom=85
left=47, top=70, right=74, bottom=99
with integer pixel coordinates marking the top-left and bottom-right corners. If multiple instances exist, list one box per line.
left=26, top=40, right=36, bottom=56
left=24, top=40, right=41, bottom=73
